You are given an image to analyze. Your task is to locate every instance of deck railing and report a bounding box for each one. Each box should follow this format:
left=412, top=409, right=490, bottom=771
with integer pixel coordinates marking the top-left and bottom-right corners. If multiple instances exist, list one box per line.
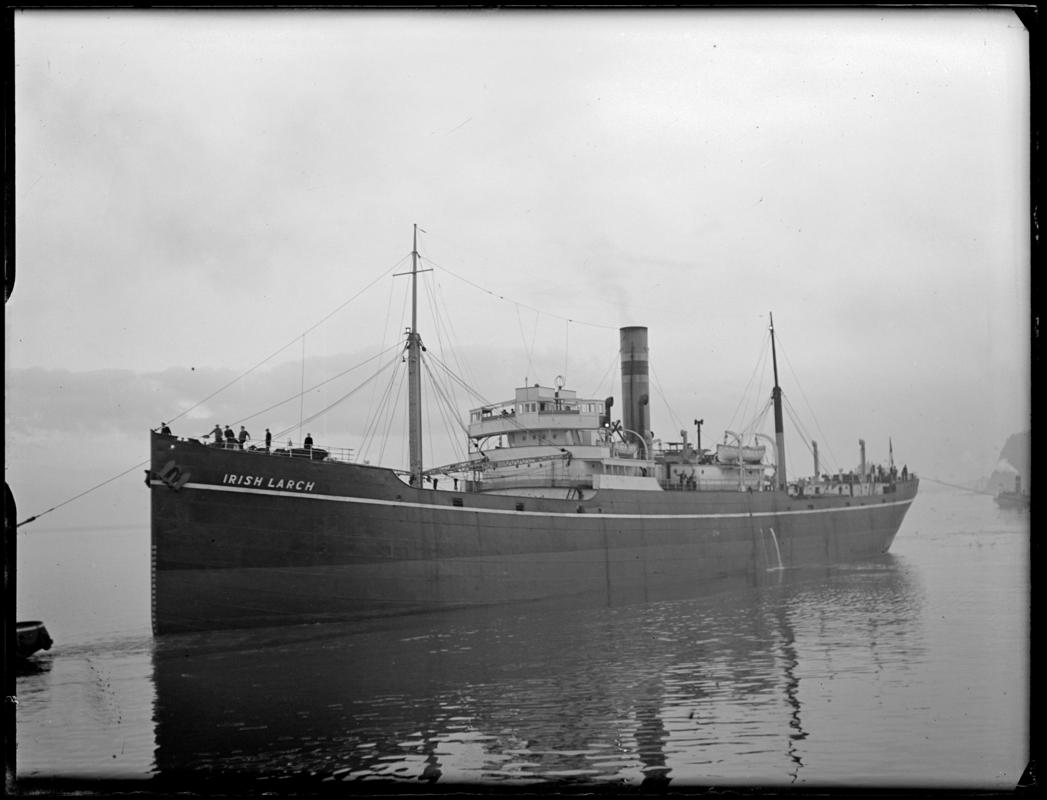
left=659, top=479, right=771, bottom=492
left=190, top=437, right=356, bottom=463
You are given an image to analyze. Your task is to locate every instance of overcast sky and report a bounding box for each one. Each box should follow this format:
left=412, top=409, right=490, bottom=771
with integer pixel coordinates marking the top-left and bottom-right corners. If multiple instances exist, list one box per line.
left=7, top=8, right=1031, bottom=529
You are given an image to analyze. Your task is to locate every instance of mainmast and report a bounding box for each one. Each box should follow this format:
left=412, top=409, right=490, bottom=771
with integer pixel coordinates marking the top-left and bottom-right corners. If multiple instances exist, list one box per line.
left=769, top=312, right=787, bottom=490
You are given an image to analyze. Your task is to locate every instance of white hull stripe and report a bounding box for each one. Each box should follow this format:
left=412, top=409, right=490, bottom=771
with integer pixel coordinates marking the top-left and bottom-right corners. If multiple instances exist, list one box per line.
left=151, top=480, right=914, bottom=521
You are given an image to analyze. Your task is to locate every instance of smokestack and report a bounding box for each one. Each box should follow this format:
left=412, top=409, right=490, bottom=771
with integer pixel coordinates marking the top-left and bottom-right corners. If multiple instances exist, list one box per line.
left=620, top=326, right=650, bottom=451
left=859, top=439, right=867, bottom=481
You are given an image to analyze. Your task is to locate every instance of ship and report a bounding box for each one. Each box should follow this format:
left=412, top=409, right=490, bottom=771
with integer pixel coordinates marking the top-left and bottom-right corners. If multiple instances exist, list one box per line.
left=147, top=228, right=919, bottom=635
left=994, top=475, right=1030, bottom=510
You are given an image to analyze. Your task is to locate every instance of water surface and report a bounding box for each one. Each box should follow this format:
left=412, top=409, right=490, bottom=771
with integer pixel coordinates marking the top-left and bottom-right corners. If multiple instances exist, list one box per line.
left=14, top=488, right=1029, bottom=790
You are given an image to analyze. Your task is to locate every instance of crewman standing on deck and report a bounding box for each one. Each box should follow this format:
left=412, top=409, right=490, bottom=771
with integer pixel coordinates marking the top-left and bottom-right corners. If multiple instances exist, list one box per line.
left=265, top=428, right=272, bottom=452
left=238, top=426, right=250, bottom=449
left=211, top=424, right=223, bottom=445
left=224, top=426, right=236, bottom=448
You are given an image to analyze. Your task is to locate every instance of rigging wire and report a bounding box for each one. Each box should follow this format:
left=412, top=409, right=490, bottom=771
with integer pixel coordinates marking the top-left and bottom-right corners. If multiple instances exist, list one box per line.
left=420, top=255, right=618, bottom=332
left=271, top=351, right=402, bottom=443
left=421, top=356, right=471, bottom=465
left=231, top=342, right=404, bottom=429
left=16, top=459, right=150, bottom=528
left=416, top=251, right=626, bottom=414
left=732, top=397, right=773, bottom=444
left=358, top=351, right=407, bottom=464
left=363, top=275, right=410, bottom=444
left=422, top=270, right=470, bottom=425
left=165, top=253, right=410, bottom=427
left=516, top=304, right=537, bottom=384
left=431, top=271, right=479, bottom=400
left=751, top=399, right=774, bottom=438
left=353, top=320, right=475, bottom=474
left=369, top=266, right=477, bottom=467
left=783, top=396, right=840, bottom=477
left=15, top=346, right=404, bottom=529
left=423, top=350, right=495, bottom=408
left=772, top=329, right=841, bottom=473
left=725, top=333, right=771, bottom=437
left=564, top=319, right=570, bottom=386
left=430, top=397, right=464, bottom=470
left=376, top=365, right=407, bottom=468
left=421, top=268, right=445, bottom=354
left=590, top=349, right=621, bottom=400
left=421, top=356, right=473, bottom=440
left=648, top=364, right=686, bottom=441
left=921, top=476, right=994, bottom=495
left=20, top=245, right=627, bottom=529
left=298, top=334, right=306, bottom=441
left=781, top=401, right=818, bottom=477
left=417, top=250, right=624, bottom=398
left=362, top=274, right=414, bottom=462
left=424, top=349, right=576, bottom=454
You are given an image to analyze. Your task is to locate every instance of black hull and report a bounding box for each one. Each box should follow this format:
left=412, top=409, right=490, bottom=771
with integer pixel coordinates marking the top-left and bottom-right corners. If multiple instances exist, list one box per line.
left=149, top=433, right=918, bottom=634
left=16, top=621, right=53, bottom=660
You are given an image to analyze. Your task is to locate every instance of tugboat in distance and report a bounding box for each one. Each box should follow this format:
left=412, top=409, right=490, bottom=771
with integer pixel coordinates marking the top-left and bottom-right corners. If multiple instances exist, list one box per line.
left=994, top=475, right=1030, bottom=510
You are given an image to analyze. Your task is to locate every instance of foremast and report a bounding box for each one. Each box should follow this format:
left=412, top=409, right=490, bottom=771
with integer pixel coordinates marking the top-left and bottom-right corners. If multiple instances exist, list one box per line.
left=769, top=312, right=787, bottom=489
left=405, top=224, right=427, bottom=486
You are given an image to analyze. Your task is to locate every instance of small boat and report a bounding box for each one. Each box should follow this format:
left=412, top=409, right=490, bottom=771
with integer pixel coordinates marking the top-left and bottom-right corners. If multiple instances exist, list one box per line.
left=17, top=621, right=53, bottom=660
left=716, top=442, right=767, bottom=465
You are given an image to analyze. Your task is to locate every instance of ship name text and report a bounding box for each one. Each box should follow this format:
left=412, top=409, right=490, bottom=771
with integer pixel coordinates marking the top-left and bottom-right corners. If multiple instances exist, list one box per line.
left=221, top=473, right=316, bottom=492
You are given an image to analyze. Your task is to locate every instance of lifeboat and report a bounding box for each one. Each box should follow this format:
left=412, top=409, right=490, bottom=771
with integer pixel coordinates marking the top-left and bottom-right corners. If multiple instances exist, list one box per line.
left=715, top=443, right=766, bottom=465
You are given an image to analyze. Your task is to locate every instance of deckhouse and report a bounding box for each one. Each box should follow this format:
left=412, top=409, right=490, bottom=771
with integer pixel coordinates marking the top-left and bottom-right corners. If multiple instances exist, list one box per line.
left=464, top=383, right=658, bottom=497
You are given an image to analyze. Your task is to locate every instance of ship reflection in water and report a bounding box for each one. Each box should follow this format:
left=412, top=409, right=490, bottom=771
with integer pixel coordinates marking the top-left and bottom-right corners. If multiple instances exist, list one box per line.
left=146, top=557, right=924, bottom=789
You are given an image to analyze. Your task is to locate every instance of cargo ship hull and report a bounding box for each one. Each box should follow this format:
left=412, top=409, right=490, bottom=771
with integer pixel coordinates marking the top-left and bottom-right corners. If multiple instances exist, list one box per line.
left=149, top=433, right=918, bottom=634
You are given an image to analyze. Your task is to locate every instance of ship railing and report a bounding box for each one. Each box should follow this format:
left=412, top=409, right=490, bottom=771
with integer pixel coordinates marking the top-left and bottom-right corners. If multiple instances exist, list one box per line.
left=787, top=476, right=916, bottom=497
left=315, top=446, right=356, bottom=463
left=476, top=475, right=593, bottom=491
left=470, top=401, right=518, bottom=422
left=202, top=440, right=243, bottom=450
left=200, top=439, right=359, bottom=463
left=660, top=478, right=770, bottom=492
left=469, top=401, right=588, bottom=421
